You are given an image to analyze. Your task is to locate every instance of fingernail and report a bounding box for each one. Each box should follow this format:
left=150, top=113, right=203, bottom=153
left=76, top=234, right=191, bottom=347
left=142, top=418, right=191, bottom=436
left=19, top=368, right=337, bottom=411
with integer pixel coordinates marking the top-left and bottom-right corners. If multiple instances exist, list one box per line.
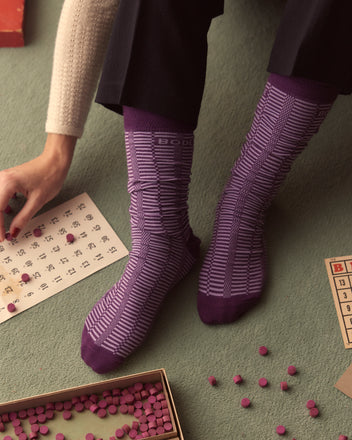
left=12, top=227, right=21, bottom=238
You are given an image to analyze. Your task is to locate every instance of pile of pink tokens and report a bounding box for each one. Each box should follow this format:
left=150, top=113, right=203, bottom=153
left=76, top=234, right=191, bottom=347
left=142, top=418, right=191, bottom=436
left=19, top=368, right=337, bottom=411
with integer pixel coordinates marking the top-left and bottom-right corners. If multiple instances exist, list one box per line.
left=5, top=225, right=75, bottom=315
left=208, top=346, right=349, bottom=439
left=0, top=381, right=173, bottom=439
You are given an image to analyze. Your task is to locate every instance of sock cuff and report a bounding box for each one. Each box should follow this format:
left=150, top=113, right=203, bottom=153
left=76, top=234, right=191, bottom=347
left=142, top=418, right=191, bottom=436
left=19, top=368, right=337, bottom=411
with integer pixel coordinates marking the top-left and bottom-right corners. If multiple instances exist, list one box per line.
left=123, top=106, right=195, bottom=132
left=268, top=73, right=338, bottom=104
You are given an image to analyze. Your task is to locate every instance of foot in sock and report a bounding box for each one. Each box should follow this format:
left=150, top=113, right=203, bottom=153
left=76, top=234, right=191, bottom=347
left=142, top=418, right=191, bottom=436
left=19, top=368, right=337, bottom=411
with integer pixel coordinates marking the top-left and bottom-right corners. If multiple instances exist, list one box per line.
left=81, top=107, right=200, bottom=373
left=198, top=74, right=337, bottom=324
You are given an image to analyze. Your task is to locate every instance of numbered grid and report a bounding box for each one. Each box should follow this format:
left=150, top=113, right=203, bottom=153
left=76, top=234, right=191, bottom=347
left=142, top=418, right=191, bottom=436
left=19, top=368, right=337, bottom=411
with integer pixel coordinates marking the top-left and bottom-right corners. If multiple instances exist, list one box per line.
left=325, top=257, right=352, bottom=348
left=0, top=193, right=129, bottom=323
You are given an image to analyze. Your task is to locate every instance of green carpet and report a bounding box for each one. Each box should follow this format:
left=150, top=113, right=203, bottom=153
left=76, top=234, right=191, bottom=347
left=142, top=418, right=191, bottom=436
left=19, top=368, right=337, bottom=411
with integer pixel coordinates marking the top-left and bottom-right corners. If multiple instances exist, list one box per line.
left=1, top=1, right=352, bottom=438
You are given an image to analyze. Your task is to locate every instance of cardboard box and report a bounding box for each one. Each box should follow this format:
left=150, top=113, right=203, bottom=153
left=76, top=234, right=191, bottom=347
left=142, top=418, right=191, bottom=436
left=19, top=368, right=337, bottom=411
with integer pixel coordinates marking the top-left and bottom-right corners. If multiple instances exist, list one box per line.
left=0, top=368, right=184, bottom=440
left=0, top=0, right=25, bottom=47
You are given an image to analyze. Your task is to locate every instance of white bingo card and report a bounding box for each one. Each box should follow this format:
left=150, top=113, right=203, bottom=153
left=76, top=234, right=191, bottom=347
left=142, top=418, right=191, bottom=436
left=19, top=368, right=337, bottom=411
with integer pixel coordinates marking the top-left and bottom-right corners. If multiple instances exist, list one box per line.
left=325, top=255, right=352, bottom=349
left=0, top=193, right=129, bottom=323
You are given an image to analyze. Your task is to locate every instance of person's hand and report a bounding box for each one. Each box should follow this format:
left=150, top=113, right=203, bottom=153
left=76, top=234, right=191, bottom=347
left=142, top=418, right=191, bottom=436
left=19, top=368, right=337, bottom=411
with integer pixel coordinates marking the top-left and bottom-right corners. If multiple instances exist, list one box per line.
left=0, top=133, right=77, bottom=241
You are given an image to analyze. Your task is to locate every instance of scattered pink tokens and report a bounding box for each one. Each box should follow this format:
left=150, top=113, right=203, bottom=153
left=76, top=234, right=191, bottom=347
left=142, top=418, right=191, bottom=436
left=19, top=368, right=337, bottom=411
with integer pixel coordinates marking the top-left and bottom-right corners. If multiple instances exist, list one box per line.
left=280, top=381, right=288, bottom=391
left=233, top=375, right=243, bottom=384
left=276, top=425, right=286, bottom=435
left=85, top=434, right=95, bottom=440
left=208, top=376, right=217, bottom=386
left=56, top=435, right=65, bottom=440
left=7, top=303, right=16, bottom=313
left=309, top=407, right=319, bottom=418
left=33, top=228, right=42, bottom=237
left=66, top=233, right=75, bottom=243
left=287, top=365, right=297, bottom=376
left=21, top=273, right=30, bottom=283
left=259, top=346, right=268, bottom=356
left=241, top=398, right=251, bottom=408
left=258, top=378, right=268, bottom=388
left=306, top=399, right=316, bottom=409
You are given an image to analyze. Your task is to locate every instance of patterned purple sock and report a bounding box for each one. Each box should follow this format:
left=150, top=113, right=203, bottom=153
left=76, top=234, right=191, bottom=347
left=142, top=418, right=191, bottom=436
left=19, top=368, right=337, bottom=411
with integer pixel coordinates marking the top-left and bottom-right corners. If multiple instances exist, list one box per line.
left=198, top=74, right=338, bottom=324
left=81, top=107, right=200, bottom=373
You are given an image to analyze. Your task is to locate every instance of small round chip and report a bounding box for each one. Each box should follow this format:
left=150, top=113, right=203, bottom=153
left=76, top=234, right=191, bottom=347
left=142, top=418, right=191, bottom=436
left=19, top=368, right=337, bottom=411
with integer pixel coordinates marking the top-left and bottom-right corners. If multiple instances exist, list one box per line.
left=276, top=425, right=286, bottom=435
left=33, top=228, right=42, bottom=237
left=7, top=303, right=16, bottom=313
left=280, top=381, right=288, bottom=391
left=306, top=399, right=316, bottom=409
left=66, top=233, right=75, bottom=243
left=233, top=375, right=243, bottom=384
left=309, top=407, right=319, bottom=418
left=287, top=365, right=297, bottom=376
left=208, top=376, right=217, bottom=386
left=258, top=346, right=268, bottom=356
left=21, top=273, right=30, bottom=283
left=258, top=378, right=268, bottom=387
left=241, top=398, right=251, bottom=408
left=56, top=434, right=65, bottom=440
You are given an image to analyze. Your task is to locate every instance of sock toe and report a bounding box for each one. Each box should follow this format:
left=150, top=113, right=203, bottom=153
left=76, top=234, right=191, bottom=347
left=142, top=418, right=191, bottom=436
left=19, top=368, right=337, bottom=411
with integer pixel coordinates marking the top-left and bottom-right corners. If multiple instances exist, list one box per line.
left=81, top=325, right=124, bottom=374
left=197, top=291, right=260, bottom=324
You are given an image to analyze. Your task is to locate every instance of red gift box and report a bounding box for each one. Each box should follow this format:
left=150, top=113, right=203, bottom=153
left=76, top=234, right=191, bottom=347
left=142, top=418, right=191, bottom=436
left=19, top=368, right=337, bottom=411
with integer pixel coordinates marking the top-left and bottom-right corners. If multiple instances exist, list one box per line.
left=0, top=0, right=25, bottom=47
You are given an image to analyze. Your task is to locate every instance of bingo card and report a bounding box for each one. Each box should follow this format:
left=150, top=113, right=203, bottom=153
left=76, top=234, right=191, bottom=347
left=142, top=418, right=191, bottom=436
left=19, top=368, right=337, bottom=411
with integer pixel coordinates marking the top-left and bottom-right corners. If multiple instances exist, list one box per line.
left=325, top=255, right=352, bottom=349
left=0, top=193, right=129, bottom=323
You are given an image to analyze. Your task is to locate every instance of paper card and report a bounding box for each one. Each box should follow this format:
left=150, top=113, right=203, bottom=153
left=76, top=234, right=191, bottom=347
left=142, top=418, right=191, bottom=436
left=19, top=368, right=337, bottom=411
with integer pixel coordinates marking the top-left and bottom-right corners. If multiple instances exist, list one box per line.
left=0, top=193, right=129, bottom=323
left=325, top=255, right=352, bottom=349
left=335, top=363, right=352, bottom=398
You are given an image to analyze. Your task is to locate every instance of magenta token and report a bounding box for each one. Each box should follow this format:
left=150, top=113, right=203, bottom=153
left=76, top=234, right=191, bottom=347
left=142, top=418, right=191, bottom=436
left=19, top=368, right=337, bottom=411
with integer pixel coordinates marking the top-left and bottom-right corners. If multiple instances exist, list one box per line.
left=37, top=414, right=46, bottom=423
left=18, top=410, right=27, bottom=419
left=98, top=399, right=108, bottom=408
left=5, top=232, right=12, bottom=241
left=27, top=408, right=36, bottom=416
left=122, top=424, right=130, bottom=434
left=63, top=401, right=72, bottom=410
left=46, top=403, right=55, bottom=410
left=15, top=426, right=24, bottom=435
left=56, top=434, right=65, bottom=440
left=55, top=402, right=64, bottom=411
left=147, top=395, right=156, bottom=404
left=31, top=424, right=40, bottom=433
left=241, top=398, right=251, bottom=408
left=208, top=376, right=217, bottom=386
left=258, top=377, right=268, bottom=387
left=45, top=410, right=54, bottom=420
left=309, top=407, right=319, bottom=418
left=259, top=346, right=268, bottom=356
left=89, top=404, right=98, bottom=413
left=85, top=434, right=95, bottom=440
left=134, top=382, right=144, bottom=392
left=33, top=228, right=42, bottom=237
left=74, top=402, right=84, bottom=412
left=148, top=421, right=157, bottom=429
left=276, top=425, right=286, bottom=435
left=306, top=399, right=316, bottom=409
left=140, top=424, right=148, bottom=432
left=125, top=394, right=135, bottom=404
left=233, top=375, right=243, bottom=384
left=164, top=422, right=173, bottom=432
left=135, top=400, right=143, bottom=409
left=12, top=418, right=21, bottom=427
left=4, top=437, right=13, bottom=440
left=36, top=407, right=45, bottom=415
left=29, top=434, right=37, bottom=440
left=119, top=404, right=128, bottom=414
left=39, top=426, right=49, bottom=435
left=66, top=233, right=75, bottom=243
left=108, top=405, right=117, bottom=415
left=128, top=405, right=134, bottom=415
left=287, top=365, right=297, bottom=376
left=280, top=381, right=288, bottom=391
left=97, top=408, right=106, bottom=418
left=90, top=394, right=99, bottom=403
left=129, top=430, right=138, bottom=439
left=21, top=273, right=30, bottom=283
left=156, top=427, right=165, bottom=435
left=339, top=436, right=348, bottom=440
left=115, top=429, right=124, bottom=439
left=63, top=410, right=72, bottom=420
left=134, top=409, right=143, bottom=418
left=7, top=302, right=16, bottom=312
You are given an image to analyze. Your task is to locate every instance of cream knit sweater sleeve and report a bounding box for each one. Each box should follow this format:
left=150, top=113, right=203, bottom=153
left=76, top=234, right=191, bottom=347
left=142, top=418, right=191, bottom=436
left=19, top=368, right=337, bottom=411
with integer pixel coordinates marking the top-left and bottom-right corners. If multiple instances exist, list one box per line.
left=45, top=0, right=120, bottom=138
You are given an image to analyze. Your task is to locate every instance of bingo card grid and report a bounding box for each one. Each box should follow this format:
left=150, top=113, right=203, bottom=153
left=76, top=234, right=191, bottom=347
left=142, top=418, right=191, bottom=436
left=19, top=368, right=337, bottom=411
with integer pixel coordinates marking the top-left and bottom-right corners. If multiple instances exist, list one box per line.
left=325, top=255, right=352, bottom=349
left=0, top=193, right=129, bottom=324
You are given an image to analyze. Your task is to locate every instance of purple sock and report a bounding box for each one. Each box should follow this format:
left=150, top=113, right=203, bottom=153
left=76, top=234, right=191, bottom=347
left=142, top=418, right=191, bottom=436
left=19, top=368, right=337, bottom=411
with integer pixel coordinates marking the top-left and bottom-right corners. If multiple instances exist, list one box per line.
left=198, top=74, right=338, bottom=324
left=81, top=106, right=200, bottom=373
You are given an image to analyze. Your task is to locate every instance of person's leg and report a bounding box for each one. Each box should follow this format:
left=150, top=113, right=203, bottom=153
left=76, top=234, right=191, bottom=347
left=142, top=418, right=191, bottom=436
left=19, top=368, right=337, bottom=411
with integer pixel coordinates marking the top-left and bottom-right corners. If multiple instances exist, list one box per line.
left=81, top=107, right=200, bottom=373
left=198, top=73, right=338, bottom=324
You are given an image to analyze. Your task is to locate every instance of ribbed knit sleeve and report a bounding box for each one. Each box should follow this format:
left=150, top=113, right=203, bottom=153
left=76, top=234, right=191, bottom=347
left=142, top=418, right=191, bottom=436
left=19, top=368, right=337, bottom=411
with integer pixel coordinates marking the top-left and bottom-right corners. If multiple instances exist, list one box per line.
left=45, top=0, right=120, bottom=138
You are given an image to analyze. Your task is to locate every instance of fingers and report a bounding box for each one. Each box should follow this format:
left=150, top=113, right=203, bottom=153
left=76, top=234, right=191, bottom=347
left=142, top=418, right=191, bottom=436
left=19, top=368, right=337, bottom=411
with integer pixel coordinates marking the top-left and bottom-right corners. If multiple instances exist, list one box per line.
left=0, top=212, right=5, bottom=242
left=9, top=194, right=44, bottom=238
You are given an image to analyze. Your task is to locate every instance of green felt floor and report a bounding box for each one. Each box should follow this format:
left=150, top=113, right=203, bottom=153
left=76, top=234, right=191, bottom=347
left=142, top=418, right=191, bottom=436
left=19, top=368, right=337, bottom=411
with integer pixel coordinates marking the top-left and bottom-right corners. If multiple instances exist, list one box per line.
left=1, top=1, right=352, bottom=438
